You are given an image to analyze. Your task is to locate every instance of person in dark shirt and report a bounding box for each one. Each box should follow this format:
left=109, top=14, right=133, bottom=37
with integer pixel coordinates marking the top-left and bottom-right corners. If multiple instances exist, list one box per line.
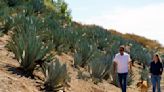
left=150, top=54, right=163, bottom=92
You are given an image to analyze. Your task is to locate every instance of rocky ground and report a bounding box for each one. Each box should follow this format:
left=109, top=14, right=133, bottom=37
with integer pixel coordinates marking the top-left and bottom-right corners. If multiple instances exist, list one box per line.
left=0, top=35, right=163, bottom=92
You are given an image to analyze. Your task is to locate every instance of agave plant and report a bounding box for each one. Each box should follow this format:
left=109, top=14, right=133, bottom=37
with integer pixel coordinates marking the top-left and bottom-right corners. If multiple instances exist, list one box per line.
left=88, top=27, right=113, bottom=51
left=41, top=59, right=69, bottom=91
left=7, top=15, right=52, bottom=75
left=75, top=26, right=113, bottom=51
left=74, top=39, right=96, bottom=68
left=89, top=51, right=114, bottom=83
left=140, top=66, right=151, bottom=86
left=1, top=16, right=14, bottom=33
left=43, top=13, right=73, bottom=54
left=29, top=0, right=44, bottom=13
left=53, top=29, right=71, bottom=53
left=140, top=67, right=149, bottom=81
left=0, top=1, right=14, bottom=33
left=62, top=28, right=82, bottom=52
left=130, top=43, right=151, bottom=66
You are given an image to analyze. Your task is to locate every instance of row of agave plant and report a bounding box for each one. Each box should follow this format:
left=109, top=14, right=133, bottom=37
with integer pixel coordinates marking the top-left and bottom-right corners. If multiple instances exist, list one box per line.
left=0, top=0, right=72, bottom=91
left=74, top=37, right=135, bottom=86
left=6, top=14, right=69, bottom=91
left=74, top=33, right=153, bottom=86
left=5, top=14, right=153, bottom=90
left=0, top=0, right=154, bottom=91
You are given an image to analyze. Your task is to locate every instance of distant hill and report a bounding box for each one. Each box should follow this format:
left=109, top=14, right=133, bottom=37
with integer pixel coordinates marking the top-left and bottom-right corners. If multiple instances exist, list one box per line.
left=73, top=22, right=164, bottom=53
left=110, top=29, right=164, bottom=51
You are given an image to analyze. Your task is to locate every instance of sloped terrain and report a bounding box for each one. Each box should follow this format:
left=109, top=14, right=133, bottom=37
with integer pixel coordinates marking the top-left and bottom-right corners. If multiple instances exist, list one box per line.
left=0, top=35, right=163, bottom=92
left=0, top=35, right=127, bottom=92
left=0, top=35, right=40, bottom=92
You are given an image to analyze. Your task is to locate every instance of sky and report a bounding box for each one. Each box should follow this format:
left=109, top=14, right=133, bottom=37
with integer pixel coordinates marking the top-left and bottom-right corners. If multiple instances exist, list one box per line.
left=65, top=0, right=164, bottom=46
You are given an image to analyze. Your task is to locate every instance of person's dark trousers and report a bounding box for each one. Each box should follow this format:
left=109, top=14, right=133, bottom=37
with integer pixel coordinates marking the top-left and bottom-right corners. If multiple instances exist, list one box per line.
left=151, top=75, right=161, bottom=92
left=118, top=73, right=128, bottom=92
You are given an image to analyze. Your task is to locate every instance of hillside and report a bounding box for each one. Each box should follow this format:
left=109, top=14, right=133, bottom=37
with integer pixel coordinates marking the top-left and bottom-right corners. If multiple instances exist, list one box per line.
left=0, top=0, right=164, bottom=92
left=110, top=29, right=163, bottom=51
left=1, top=27, right=163, bottom=92
left=73, top=22, right=164, bottom=52
left=0, top=34, right=163, bottom=92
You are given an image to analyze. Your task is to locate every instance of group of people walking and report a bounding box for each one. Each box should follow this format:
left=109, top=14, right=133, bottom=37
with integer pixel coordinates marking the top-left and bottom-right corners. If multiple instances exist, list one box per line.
left=113, top=46, right=163, bottom=92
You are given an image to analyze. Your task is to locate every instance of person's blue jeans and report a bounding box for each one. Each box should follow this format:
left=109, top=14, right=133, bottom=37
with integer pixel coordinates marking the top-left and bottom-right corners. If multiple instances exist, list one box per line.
left=118, top=73, right=128, bottom=92
left=151, top=75, right=161, bottom=92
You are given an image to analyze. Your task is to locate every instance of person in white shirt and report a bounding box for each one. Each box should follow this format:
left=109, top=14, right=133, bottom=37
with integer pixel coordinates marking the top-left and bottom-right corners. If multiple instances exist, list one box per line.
left=113, top=46, right=132, bottom=92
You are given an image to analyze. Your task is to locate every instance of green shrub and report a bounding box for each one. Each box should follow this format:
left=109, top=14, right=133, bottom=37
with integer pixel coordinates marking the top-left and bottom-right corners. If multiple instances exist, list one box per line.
left=43, top=13, right=73, bottom=54
left=1, top=16, right=14, bottom=33
left=89, top=51, right=113, bottom=83
left=7, top=15, right=52, bottom=75
left=74, top=39, right=95, bottom=67
left=140, top=67, right=151, bottom=86
left=82, top=26, right=113, bottom=51
left=42, top=59, right=69, bottom=91
left=130, top=43, right=151, bottom=66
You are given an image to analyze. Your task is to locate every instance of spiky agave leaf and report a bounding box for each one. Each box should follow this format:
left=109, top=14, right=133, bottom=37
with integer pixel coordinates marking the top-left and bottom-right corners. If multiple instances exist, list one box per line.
left=140, top=67, right=151, bottom=86
left=7, top=14, right=52, bottom=74
left=42, top=59, right=68, bottom=91
left=89, top=51, right=114, bottom=83
left=130, top=42, right=151, bottom=66
left=74, top=39, right=96, bottom=67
